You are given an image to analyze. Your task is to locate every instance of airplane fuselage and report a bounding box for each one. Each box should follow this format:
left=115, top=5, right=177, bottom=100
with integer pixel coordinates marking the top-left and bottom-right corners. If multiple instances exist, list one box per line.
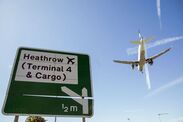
left=138, top=38, right=146, bottom=72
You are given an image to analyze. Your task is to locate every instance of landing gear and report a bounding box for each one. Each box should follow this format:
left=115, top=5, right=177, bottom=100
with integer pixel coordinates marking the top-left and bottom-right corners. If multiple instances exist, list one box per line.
left=131, top=64, right=135, bottom=69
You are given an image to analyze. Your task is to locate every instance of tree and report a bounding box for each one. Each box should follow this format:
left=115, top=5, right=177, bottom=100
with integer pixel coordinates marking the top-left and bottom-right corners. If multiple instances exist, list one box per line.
left=25, top=116, right=46, bottom=122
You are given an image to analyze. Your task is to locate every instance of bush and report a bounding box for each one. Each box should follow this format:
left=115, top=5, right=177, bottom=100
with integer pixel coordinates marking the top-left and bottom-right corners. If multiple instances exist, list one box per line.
left=25, top=116, right=46, bottom=122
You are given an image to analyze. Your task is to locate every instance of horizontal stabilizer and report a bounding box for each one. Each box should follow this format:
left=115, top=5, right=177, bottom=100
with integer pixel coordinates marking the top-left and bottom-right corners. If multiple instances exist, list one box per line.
left=130, top=37, right=154, bottom=44
left=143, top=37, right=154, bottom=43
left=130, top=40, right=141, bottom=44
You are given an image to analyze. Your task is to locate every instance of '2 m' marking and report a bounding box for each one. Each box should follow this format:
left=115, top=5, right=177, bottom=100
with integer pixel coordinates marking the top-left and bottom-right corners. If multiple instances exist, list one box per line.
left=62, top=104, right=78, bottom=112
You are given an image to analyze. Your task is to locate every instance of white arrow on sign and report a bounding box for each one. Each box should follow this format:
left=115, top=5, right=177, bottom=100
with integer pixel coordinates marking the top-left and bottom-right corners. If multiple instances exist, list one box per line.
left=61, top=86, right=89, bottom=114
left=82, top=88, right=88, bottom=114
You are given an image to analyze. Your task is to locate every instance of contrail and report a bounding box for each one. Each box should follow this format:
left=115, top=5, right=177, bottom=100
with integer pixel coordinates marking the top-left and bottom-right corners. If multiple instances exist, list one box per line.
left=144, top=44, right=151, bottom=90
left=127, top=36, right=183, bottom=55
left=144, top=75, right=183, bottom=98
left=157, top=0, right=162, bottom=29
left=147, top=36, right=183, bottom=48
left=144, top=64, right=151, bottom=90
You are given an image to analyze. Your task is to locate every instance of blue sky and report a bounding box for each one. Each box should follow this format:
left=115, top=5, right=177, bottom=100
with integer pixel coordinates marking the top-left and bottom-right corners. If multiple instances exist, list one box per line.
left=0, top=0, right=183, bottom=122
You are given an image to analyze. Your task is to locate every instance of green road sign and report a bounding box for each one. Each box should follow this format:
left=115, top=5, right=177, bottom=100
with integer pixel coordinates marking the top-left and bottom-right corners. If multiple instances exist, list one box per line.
left=3, top=47, right=93, bottom=117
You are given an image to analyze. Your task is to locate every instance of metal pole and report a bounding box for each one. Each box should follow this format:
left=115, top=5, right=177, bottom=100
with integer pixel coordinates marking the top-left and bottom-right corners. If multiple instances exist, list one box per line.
left=54, top=116, right=57, bottom=122
left=158, top=114, right=161, bottom=122
left=14, top=115, right=19, bottom=122
left=55, top=95, right=57, bottom=122
left=158, top=113, right=168, bottom=122
left=82, top=117, right=86, bottom=122
left=82, top=96, right=86, bottom=122
left=127, top=118, right=131, bottom=122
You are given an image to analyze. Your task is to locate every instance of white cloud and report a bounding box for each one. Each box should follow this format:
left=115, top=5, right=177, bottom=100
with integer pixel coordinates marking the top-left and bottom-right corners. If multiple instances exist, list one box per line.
left=169, top=116, right=183, bottom=122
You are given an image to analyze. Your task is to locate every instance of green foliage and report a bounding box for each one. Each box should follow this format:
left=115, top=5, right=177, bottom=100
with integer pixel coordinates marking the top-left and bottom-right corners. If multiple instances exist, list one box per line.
left=25, top=116, right=46, bottom=122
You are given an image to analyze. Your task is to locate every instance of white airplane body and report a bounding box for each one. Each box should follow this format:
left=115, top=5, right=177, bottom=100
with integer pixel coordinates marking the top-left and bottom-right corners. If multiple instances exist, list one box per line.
left=114, top=32, right=171, bottom=73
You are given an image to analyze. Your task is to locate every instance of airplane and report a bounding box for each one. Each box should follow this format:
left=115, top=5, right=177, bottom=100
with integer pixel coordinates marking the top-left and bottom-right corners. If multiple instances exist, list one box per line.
left=67, top=57, right=75, bottom=65
left=113, top=32, right=171, bottom=73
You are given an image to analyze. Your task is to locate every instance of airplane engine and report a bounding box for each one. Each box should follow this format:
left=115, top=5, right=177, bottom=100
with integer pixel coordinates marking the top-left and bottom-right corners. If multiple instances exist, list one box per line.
left=148, top=59, right=153, bottom=65
left=131, top=63, right=138, bottom=69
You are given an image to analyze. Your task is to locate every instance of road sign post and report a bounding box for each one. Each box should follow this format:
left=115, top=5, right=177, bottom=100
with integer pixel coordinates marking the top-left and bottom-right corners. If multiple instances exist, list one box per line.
left=3, top=47, right=93, bottom=117
left=14, top=115, right=19, bottom=122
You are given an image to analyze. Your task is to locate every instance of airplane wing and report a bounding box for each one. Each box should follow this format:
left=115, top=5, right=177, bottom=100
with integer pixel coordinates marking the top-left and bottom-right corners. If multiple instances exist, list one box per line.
left=146, top=48, right=171, bottom=61
left=113, top=60, right=139, bottom=64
